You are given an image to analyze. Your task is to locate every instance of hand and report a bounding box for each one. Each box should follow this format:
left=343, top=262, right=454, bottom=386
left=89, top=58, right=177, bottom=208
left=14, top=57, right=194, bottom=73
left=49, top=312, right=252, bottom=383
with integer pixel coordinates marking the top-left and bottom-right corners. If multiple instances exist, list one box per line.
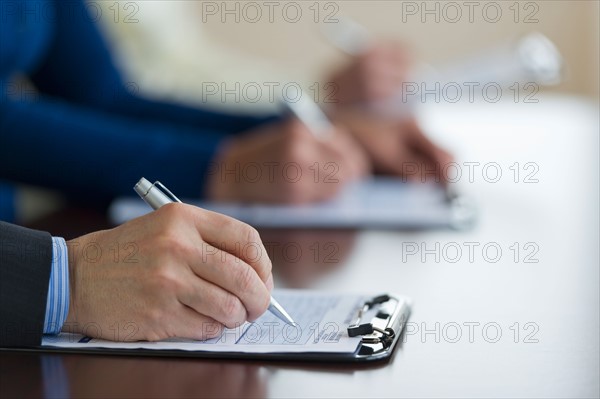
left=328, top=41, right=413, bottom=105
left=333, top=109, right=453, bottom=183
left=205, top=118, right=370, bottom=204
left=63, top=203, right=273, bottom=342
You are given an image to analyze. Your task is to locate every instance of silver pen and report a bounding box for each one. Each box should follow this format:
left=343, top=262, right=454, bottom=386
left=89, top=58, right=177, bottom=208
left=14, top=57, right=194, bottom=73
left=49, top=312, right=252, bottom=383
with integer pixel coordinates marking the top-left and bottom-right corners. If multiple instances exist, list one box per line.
left=133, top=177, right=296, bottom=326
left=282, top=95, right=333, bottom=140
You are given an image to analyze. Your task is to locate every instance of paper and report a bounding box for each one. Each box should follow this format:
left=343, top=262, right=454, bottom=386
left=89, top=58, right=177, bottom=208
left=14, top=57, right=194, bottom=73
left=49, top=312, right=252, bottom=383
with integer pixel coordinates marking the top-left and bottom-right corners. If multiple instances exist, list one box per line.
left=109, top=178, right=474, bottom=229
left=42, top=290, right=366, bottom=354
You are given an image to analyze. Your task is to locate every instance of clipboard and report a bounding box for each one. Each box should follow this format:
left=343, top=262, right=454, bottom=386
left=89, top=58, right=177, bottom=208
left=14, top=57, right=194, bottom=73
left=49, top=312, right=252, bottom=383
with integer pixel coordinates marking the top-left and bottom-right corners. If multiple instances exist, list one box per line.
left=109, top=178, right=477, bottom=230
left=346, top=294, right=411, bottom=362
left=5, top=293, right=411, bottom=363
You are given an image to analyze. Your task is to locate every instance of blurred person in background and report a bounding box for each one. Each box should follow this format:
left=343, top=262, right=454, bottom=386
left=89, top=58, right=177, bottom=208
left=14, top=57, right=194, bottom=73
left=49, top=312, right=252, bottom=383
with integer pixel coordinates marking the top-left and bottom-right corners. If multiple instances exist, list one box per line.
left=0, top=0, right=450, bottom=223
left=101, top=1, right=452, bottom=181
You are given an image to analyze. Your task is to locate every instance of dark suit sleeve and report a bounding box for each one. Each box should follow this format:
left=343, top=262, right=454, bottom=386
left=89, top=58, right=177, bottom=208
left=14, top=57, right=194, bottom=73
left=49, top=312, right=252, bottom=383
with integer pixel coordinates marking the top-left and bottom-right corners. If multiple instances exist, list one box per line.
left=0, top=222, right=52, bottom=347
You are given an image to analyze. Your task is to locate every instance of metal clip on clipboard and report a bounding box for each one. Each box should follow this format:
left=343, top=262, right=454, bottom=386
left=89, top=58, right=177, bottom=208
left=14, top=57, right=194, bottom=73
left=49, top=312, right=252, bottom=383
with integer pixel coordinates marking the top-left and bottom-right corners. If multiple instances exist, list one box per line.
left=347, top=294, right=410, bottom=359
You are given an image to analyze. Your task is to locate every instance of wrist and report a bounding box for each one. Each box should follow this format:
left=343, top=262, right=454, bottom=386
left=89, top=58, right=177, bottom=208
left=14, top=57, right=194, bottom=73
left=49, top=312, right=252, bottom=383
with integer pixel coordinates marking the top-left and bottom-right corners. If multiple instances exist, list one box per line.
left=63, top=239, right=81, bottom=331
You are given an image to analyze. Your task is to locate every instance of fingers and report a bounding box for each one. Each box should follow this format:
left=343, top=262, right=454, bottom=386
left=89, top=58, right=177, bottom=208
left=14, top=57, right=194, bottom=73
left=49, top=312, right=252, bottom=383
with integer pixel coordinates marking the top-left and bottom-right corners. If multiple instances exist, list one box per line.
left=291, top=119, right=369, bottom=183
left=356, top=41, right=413, bottom=101
left=329, top=39, right=413, bottom=104
left=405, top=120, right=453, bottom=183
left=153, top=204, right=272, bottom=327
left=205, top=118, right=371, bottom=205
left=189, top=207, right=272, bottom=283
left=326, top=127, right=371, bottom=181
left=178, top=275, right=250, bottom=328
left=265, top=274, right=274, bottom=292
left=281, top=119, right=363, bottom=202
left=185, top=244, right=271, bottom=323
left=168, top=306, right=224, bottom=341
left=323, top=143, right=365, bottom=182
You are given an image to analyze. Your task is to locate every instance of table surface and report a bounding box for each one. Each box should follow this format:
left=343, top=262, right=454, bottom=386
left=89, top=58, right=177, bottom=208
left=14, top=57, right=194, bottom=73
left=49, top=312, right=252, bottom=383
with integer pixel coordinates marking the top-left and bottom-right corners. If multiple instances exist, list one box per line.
left=1, top=96, right=598, bottom=398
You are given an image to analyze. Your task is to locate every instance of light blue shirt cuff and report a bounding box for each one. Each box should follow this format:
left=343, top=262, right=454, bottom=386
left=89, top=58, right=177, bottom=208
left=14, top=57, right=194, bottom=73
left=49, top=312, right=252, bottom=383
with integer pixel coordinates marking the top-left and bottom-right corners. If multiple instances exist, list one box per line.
left=43, top=237, right=69, bottom=334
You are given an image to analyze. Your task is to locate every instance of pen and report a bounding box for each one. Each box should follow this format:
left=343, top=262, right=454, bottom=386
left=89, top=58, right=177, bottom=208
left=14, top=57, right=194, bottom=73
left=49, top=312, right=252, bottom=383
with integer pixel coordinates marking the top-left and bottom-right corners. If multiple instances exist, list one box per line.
left=320, top=16, right=372, bottom=56
left=282, top=95, right=334, bottom=140
left=133, top=177, right=297, bottom=326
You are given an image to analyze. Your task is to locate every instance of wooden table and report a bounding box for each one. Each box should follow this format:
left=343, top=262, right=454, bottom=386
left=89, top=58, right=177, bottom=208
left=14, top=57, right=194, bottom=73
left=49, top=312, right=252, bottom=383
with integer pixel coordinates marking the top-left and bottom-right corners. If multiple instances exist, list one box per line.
left=1, top=96, right=598, bottom=398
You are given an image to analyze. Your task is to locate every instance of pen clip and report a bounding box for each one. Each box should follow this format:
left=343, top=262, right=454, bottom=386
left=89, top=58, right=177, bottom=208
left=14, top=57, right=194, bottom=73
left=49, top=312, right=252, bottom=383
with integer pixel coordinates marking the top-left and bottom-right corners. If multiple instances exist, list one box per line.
left=153, top=181, right=182, bottom=203
left=347, top=294, right=396, bottom=347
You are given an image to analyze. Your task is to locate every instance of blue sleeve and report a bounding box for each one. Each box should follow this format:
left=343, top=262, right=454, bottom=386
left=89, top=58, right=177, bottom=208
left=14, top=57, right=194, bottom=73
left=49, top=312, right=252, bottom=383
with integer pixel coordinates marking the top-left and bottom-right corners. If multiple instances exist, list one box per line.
left=30, top=0, right=278, bottom=135
left=1, top=0, right=283, bottom=200
left=43, top=237, right=69, bottom=335
left=0, top=94, right=229, bottom=199
left=0, top=182, right=16, bottom=223
left=0, top=0, right=281, bottom=200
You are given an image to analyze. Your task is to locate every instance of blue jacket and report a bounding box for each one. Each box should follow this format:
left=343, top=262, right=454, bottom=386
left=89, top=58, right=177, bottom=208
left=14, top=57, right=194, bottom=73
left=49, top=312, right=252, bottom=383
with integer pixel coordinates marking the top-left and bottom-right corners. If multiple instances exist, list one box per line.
left=0, top=0, right=277, bottom=220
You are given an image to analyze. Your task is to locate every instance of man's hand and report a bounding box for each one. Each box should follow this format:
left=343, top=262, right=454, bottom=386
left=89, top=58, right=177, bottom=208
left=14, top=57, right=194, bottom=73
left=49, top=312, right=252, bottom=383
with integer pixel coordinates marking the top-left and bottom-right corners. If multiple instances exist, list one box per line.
left=63, top=203, right=273, bottom=342
left=206, top=118, right=370, bottom=204
left=328, top=41, right=413, bottom=105
left=333, top=109, right=453, bottom=183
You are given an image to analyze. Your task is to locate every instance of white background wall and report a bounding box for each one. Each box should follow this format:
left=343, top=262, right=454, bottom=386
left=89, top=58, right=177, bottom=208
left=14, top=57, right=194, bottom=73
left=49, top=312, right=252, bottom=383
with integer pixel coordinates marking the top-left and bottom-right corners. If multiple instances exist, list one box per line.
left=197, top=0, right=599, bottom=99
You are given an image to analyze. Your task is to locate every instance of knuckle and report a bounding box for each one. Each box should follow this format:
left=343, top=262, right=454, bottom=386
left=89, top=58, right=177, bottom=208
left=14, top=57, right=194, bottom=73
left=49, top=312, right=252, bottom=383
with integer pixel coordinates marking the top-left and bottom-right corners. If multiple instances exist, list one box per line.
left=221, top=294, right=246, bottom=327
left=256, top=252, right=272, bottom=280
left=160, top=233, right=185, bottom=256
left=243, top=224, right=260, bottom=247
left=150, top=263, right=181, bottom=293
left=250, top=249, right=272, bottom=282
left=217, top=214, right=240, bottom=237
left=260, top=292, right=270, bottom=316
left=248, top=292, right=271, bottom=322
left=157, top=202, right=186, bottom=221
left=236, top=264, right=256, bottom=294
left=197, top=241, right=212, bottom=263
left=145, top=307, right=166, bottom=330
left=144, top=331, right=164, bottom=342
left=264, top=258, right=273, bottom=278
left=156, top=232, right=194, bottom=261
left=264, top=261, right=273, bottom=281
left=220, top=251, right=238, bottom=272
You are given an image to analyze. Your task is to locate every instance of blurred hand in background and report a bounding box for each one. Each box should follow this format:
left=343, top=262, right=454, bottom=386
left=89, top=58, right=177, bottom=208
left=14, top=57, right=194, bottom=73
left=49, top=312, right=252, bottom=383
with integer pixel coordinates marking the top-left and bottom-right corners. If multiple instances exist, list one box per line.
left=332, top=109, right=452, bottom=184
left=326, top=40, right=452, bottom=184
left=205, top=119, right=370, bottom=204
left=328, top=41, right=413, bottom=105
